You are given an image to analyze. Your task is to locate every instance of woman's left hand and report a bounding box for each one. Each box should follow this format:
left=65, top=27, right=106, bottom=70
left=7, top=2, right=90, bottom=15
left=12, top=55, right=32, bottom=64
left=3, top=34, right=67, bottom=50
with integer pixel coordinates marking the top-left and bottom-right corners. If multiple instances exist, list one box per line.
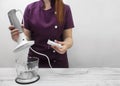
left=51, top=40, right=68, bottom=54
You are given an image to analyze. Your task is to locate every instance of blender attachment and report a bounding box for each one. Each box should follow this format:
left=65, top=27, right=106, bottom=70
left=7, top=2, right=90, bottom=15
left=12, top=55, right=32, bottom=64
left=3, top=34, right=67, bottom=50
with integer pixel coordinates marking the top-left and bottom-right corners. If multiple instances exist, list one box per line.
left=15, top=57, right=40, bottom=84
left=8, top=9, right=34, bottom=52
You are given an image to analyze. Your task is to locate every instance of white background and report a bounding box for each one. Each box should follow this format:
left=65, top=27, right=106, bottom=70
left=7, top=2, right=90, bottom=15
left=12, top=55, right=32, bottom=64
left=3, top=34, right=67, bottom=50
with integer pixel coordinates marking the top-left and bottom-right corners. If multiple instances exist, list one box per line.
left=0, top=0, right=120, bottom=67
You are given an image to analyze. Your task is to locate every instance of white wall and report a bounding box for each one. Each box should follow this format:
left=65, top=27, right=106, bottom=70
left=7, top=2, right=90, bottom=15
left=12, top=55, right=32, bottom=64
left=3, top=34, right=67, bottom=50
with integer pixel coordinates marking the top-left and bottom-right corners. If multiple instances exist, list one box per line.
left=0, top=0, right=120, bottom=68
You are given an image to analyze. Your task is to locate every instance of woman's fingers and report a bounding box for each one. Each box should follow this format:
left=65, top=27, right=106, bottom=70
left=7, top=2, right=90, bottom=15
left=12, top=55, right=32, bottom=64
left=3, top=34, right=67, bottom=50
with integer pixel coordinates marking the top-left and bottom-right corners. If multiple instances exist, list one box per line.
left=54, top=40, right=64, bottom=45
left=51, top=46, right=66, bottom=54
left=8, top=25, right=20, bottom=41
left=9, top=25, right=15, bottom=31
left=11, top=29, right=19, bottom=36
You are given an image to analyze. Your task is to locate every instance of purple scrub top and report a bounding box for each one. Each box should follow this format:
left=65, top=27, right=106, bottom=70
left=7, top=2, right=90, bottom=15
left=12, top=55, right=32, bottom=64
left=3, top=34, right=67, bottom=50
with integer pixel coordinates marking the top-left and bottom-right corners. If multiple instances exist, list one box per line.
left=24, top=0, right=74, bottom=68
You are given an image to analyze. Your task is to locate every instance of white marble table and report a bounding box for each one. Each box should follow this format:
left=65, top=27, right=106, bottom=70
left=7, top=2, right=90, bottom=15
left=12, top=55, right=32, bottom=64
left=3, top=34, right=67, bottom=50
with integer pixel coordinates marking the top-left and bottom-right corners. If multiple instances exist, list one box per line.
left=0, top=67, right=120, bottom=86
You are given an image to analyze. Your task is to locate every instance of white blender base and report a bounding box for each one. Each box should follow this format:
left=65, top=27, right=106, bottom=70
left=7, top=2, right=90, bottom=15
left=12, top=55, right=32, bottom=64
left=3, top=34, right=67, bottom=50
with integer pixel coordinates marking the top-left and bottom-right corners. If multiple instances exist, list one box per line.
left=13, top=33, right=34, bottom=52
left=14, top=41, right=34, bottom=52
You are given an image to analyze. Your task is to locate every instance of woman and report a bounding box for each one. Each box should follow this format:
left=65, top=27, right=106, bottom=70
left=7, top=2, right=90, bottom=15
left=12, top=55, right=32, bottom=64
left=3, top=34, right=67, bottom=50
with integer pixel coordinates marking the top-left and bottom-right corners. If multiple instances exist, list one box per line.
left=9, top=0, right=74, bottom=68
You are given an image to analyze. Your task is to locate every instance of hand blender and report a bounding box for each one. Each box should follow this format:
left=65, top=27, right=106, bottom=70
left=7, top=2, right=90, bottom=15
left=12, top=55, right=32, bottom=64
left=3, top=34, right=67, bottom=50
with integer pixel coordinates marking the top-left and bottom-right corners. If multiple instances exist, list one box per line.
left=8, top=9, right=34, bottom=52
left=8, top=9, right=40, bottom=84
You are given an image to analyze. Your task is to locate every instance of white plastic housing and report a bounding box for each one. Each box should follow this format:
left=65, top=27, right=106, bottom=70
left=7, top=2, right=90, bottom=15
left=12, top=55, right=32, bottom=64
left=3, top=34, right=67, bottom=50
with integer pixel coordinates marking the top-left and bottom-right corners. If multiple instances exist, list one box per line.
left=47, top=39, right=63, bottom=48
left=14, top=33, right=34, bottom=52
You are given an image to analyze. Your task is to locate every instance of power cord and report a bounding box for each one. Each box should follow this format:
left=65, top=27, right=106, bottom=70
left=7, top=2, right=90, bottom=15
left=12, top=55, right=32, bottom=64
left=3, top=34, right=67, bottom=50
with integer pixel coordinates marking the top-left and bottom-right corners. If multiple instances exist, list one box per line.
left=30, top=47, right=53, bottom=68
left=30, top=47, right=88, bottom=75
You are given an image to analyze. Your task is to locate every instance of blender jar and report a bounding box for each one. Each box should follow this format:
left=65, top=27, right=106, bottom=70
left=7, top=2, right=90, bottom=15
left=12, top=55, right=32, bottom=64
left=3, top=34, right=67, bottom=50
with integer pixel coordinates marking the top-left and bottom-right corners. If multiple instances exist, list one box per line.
left=15, top=57, right=40, bottom=84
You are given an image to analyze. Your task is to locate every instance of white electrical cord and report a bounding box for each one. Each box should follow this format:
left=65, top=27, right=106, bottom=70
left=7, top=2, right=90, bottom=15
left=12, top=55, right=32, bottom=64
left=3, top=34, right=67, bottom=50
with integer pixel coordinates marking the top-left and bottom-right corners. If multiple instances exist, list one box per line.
left=30, top=47, right=53, bottom=68
left=30, top=47, right=88, bottom=75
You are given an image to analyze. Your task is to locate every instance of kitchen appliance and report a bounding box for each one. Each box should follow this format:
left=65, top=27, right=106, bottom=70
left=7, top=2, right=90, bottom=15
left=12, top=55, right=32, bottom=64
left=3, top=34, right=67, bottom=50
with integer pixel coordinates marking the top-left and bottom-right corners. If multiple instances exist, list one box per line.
left=8, top=9, right=34, bottom=53
left=8, top=9, right=40, bottom=84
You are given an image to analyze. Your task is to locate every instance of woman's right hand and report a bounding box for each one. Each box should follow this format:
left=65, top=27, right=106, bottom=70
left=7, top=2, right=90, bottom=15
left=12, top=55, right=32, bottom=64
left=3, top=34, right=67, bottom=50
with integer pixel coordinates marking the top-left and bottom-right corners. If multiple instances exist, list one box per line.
left=9, top=25, right=19, bottom=42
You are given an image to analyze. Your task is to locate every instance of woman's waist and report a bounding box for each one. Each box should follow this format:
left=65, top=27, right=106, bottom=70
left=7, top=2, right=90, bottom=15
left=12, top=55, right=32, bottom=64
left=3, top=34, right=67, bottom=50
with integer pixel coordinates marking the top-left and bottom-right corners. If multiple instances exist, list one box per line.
left=29, top=45, right=67, bottom=59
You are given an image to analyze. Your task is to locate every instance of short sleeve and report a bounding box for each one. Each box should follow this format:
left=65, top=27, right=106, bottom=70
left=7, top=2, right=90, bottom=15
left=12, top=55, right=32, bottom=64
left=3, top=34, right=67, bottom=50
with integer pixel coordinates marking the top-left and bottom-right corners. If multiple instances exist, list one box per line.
left=64, top=5, right=74, bottom=29
left=23, top=6, right=31, bottom=30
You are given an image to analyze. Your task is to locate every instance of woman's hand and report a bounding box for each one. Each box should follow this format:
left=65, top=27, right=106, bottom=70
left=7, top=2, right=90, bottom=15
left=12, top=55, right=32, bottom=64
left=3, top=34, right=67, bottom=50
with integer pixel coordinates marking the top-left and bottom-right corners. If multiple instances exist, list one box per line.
left=8, top=24, right=26, bottom=42
left=52, top=29, right=73, bottom=54
left=51, top=40, right=69, bottom=54
left=9, top=25, right=31, bottom=42
left=9, top=25, right=19, bottom=42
